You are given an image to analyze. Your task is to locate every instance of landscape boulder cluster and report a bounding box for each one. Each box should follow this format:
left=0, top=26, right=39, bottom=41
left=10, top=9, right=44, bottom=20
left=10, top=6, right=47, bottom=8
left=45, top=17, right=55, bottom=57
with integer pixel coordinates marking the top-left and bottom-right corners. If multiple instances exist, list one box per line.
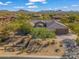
left=1, top=35, right=55, bottom=54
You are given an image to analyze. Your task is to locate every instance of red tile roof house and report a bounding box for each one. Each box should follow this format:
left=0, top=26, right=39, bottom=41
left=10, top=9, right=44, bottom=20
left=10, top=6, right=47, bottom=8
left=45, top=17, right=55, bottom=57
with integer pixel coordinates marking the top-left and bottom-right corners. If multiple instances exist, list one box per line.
left=31, top=20, right=69, bottom=35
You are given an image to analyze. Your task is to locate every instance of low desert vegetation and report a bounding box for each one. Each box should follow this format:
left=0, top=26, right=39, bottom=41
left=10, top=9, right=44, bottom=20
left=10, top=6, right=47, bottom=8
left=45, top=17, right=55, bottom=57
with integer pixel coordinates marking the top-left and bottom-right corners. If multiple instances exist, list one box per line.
left=0, top=10, right=79, bottom=55
left=0, top=18, right=56, bottom=43
left=76, top=38, right=79, bottom=46
left=31, top=28, right=55, bottom=39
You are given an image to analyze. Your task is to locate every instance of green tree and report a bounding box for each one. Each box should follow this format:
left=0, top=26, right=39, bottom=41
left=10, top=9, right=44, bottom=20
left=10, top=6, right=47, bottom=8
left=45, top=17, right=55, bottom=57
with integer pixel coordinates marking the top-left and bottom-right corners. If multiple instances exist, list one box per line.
left=68, top=15, right=76, bottom=23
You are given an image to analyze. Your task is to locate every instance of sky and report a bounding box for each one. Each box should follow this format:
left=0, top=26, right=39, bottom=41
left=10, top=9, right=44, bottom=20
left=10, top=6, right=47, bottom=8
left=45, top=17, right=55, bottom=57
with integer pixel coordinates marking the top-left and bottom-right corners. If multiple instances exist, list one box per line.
left=0, top=0, right=79, bottom=11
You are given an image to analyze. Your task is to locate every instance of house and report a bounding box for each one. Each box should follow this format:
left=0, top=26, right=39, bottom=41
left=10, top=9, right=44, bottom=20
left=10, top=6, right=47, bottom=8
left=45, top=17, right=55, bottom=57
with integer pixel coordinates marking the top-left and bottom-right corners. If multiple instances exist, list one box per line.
left=53, top=16, right=61, bottom=20
left=0, top=15, right=16, bottom=21
left=31, top=20, right=69, bottom=35
left=0, top=16, right=7, bottom=21
left=0, top=16, right=16, bottom=22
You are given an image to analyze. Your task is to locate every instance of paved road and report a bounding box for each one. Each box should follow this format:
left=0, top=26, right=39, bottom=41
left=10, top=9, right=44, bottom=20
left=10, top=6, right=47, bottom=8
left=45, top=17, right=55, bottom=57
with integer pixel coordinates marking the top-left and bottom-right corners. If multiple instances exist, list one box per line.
left=0, top=57, right=66, bottom=59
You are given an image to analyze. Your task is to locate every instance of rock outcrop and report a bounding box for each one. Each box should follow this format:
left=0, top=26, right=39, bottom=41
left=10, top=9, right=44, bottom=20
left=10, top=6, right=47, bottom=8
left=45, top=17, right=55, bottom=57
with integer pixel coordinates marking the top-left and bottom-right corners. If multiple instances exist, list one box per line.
left=3, top=35, right=54, bottom=54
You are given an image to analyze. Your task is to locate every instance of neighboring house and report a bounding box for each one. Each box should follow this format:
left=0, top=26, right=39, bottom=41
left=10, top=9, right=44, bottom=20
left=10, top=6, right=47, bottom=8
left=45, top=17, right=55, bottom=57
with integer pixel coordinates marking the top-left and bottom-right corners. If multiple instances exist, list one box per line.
left=0, top=15, right=16, bottom=21
left=31, top=20, right=69, bottom=35
left=0, top=16, right=7, bottom=21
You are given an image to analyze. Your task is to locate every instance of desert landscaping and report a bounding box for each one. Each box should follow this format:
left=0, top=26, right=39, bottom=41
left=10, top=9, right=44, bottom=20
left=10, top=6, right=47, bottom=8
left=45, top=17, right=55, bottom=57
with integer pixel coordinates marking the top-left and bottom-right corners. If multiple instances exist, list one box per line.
left=0, top=10, right=79, bottom=59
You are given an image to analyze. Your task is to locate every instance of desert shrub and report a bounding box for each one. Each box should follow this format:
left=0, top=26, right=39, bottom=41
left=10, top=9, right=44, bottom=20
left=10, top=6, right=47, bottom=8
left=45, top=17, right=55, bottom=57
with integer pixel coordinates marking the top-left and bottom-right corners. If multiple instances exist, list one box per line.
left=0, top=20, right=33, bottom=42
left=3, top=20, right=33, bottom=35
left=55, top=49, right=60, bottom=52
left=59, top=44, right=63, bottom=47
left=68, top=23, right=79, bottom=35
left=75, top=38, right=79, bottom=46
left=0, top=21, right=19, bottom=43
left=1, top=20, right=22, bottom=33
left=0, top=28, right=10, bottom=43
left=51, top=40, right=56, bottom=45
left=16, top=21, right=33, bottom=35
left=31, top=28, right=55, bottom=39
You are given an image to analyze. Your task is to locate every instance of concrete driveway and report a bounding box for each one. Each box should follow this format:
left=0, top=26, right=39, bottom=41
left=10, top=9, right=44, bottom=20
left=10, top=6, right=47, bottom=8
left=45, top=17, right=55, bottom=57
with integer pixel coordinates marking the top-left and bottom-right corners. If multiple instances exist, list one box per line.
left=56, top=34, right=77, bottom=41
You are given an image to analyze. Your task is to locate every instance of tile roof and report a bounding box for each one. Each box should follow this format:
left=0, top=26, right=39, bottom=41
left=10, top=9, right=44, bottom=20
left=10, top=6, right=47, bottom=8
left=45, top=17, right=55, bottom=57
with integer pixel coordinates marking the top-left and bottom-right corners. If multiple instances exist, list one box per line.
left=31, top=20, right=68, bottom=30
